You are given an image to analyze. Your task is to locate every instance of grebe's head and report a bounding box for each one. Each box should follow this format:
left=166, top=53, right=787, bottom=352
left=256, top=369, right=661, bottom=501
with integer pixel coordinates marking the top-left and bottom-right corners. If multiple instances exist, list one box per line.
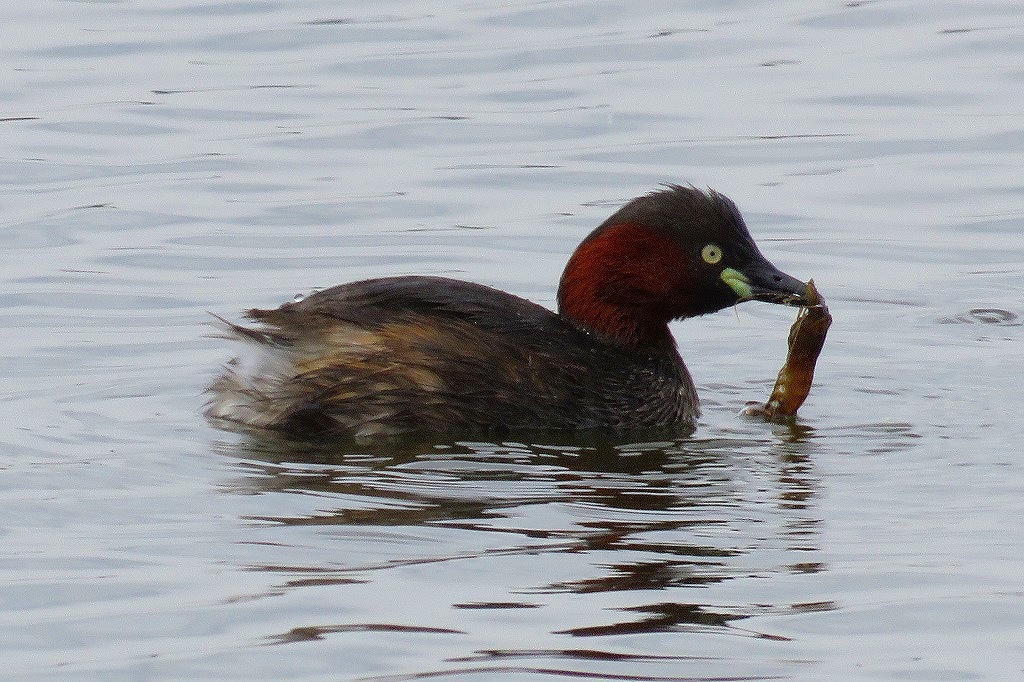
left=557, top=185, right=807, bottom=346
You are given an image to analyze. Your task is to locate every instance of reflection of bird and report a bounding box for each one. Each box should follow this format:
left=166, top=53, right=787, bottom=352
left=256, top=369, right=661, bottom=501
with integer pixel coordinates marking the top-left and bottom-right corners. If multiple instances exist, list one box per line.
left=206, top=185, right=807, bottom=439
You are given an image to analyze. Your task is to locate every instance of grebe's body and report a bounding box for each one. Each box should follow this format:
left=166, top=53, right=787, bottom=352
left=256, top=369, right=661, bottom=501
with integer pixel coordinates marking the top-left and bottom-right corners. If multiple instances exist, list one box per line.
left=207, top=276, right=697, bottom=438
left=206, top=186, right=807, bottom=439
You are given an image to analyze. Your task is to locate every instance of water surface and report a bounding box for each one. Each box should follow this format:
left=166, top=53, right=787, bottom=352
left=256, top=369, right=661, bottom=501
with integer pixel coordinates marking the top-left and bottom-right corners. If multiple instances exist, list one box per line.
left=2, top=1, right=1023, bottom=680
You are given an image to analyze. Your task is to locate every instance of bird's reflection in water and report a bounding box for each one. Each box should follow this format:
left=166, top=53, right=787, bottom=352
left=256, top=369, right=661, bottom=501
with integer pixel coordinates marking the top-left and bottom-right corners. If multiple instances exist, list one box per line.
left=212, top=419, right=829, bottom=644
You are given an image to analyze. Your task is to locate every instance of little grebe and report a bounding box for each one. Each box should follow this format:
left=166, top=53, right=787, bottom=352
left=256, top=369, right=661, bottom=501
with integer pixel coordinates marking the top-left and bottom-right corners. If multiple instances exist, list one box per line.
left=206, top=185, right=808, bottom=439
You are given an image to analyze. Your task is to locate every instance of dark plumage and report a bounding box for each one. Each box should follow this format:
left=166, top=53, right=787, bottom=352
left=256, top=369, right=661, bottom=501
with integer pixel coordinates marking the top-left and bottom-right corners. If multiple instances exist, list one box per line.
left=206, top=185, right=807, bottom=439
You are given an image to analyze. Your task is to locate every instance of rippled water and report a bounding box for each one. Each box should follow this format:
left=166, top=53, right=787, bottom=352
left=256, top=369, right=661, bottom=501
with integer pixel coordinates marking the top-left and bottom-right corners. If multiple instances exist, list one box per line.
left=3, top=1, right=1023, bottom=680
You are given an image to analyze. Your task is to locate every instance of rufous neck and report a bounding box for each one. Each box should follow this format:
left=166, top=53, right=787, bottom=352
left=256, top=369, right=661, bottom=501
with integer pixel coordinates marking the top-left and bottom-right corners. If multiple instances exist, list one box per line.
left=557, top=221, right=692, bottom=349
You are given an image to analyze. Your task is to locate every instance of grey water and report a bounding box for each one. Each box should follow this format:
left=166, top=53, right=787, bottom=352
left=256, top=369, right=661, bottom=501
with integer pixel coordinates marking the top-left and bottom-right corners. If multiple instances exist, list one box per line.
left=2, top=1, right=1023, bottom=679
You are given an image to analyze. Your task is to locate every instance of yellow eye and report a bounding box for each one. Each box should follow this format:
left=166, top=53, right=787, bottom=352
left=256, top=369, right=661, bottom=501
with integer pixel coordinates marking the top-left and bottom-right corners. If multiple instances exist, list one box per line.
left=701, top=243, right=723, bottom=265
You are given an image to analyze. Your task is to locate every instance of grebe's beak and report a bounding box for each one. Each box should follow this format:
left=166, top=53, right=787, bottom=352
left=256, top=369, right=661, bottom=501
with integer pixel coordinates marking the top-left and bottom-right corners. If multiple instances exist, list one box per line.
left=721, top=260, right=809, bottom=307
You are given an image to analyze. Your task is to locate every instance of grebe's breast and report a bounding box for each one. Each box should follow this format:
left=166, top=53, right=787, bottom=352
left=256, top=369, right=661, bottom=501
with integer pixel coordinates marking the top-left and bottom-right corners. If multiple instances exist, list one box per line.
left=206, top=276, right=697, bottom=439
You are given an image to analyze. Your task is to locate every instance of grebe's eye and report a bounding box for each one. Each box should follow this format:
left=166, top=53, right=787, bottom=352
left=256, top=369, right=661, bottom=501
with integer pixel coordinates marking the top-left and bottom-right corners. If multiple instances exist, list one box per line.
left=701, top=243, right=723, bottom=265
